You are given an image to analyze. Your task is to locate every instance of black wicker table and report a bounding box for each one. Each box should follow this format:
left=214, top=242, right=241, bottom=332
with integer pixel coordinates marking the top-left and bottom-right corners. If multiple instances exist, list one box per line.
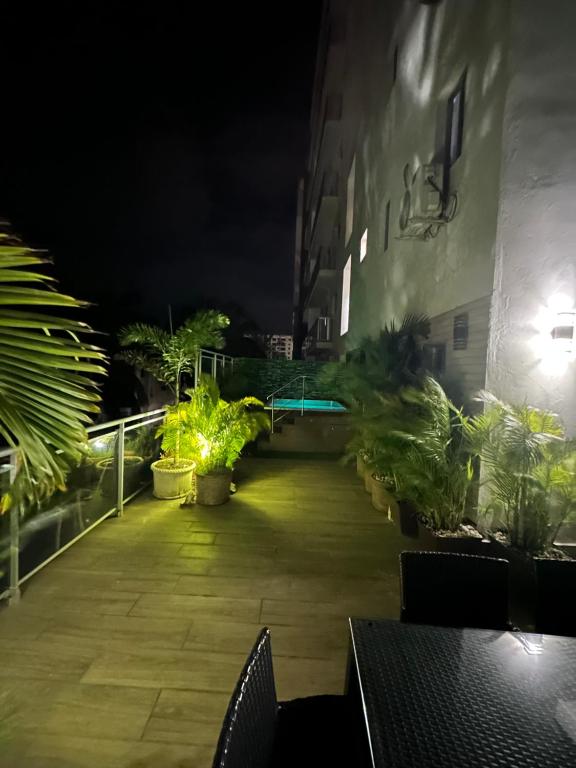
left=347, top=618, right=576, bottom=767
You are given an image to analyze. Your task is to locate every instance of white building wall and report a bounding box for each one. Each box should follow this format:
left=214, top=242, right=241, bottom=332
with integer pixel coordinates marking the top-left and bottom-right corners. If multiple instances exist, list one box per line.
left=337, top=0, right=510, bottom=375
left=486, top=0, right=576, bottom=433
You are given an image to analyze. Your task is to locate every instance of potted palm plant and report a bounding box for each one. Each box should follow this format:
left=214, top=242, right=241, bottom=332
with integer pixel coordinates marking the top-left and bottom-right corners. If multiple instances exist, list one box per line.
left=119, top=310, right=229, bottom=499
left=331, top=314, right=430, bottom=496
left=367, top=378, right=483, bottom=550
left=467, top=394, right=576, bottom=592
left=0, top=228, right=106, bottom=514
left=162, top=377, right=269, bottom=505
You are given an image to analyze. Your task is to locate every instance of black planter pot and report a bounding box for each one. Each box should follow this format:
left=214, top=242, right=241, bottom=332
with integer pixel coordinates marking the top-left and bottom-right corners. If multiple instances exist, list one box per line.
left=396, top=500, right=419, bottom=538
left=417, top=519, right=489, bottom=555
left=485, top=535, right=537, bottom=626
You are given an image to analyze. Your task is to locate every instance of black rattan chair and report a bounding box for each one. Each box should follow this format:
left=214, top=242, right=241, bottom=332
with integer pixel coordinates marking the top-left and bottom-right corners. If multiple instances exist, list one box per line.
left=212, top=628, right=278, bottom=768
left=212, top=628, right=356, bottom=768
left=534, top=558, right=576, bottom=637
left=400, top=551, right=511, bottom=630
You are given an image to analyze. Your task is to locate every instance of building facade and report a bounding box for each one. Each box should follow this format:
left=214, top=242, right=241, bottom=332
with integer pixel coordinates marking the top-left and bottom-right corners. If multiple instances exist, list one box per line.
left=294, top=0, right=576, bottom=430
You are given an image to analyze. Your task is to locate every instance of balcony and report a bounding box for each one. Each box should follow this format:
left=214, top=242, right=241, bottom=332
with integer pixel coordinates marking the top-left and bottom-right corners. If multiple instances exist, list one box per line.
left=307, top=171, right=339, bottom=253
left=305, top=247, right=337, bottom=309
left=303, top=316, right=335, bottom=359
left=0, top=457, right=396, bottom=767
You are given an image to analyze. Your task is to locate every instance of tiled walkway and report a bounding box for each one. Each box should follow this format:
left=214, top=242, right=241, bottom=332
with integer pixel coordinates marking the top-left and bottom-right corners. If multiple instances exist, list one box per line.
left=0, top=458, right=414, bottom=767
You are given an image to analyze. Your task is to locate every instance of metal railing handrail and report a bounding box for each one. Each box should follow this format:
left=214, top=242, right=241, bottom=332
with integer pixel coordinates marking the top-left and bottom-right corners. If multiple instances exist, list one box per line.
left=267, top=375, right=311, bottom=433
left=87, top=407, right=166, bottom=433
left=266, top=374, right=310, bottom=401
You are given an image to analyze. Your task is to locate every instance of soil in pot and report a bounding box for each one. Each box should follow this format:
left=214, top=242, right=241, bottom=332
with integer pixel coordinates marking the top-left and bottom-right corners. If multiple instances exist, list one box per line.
left=371, top=476, right=398, bottom=522
left=417, top=519, right=488, bottom=555
left=151, top=459, right=195, bottom=500
left=196, top=470, right=233, bottom=506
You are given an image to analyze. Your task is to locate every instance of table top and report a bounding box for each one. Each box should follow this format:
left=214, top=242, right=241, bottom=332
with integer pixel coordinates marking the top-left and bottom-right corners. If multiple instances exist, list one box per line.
left=349, top=618, right=576, bottom=768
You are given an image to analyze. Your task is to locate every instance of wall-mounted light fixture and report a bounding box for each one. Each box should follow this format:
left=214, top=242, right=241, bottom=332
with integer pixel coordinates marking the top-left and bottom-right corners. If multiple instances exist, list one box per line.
left=551, top=311, right=576, bottom=354
left=531, top=293, right=576, bottom=375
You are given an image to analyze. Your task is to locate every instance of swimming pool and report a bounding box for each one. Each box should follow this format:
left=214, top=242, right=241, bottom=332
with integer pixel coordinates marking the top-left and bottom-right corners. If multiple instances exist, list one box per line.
left=268, top=398, right=347, bottom=412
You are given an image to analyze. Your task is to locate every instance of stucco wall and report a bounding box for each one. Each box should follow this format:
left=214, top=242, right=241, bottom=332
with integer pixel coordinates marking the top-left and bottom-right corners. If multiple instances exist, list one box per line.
left=486, top=0, right=576, bottom=433
left=334, top=0, right=510, bottom=387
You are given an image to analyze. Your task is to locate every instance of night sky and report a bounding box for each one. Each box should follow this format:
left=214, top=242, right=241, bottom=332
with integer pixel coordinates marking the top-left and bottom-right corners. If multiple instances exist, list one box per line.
left=1, top=5, right=322, bottom=338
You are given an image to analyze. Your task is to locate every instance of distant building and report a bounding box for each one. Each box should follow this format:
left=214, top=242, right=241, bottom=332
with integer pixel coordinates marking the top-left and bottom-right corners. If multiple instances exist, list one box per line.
left=294, top=0, right=576, bottom=432
left=266, top=334, right=294, bottom=360
left=243, top=333, right=294, bottom=360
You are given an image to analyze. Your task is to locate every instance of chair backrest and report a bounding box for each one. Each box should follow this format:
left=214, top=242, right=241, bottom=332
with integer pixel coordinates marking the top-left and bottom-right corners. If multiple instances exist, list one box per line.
left=534, top=558, right=576, bottom=636
left=400, top=551, right=510, bottom=630
left=212, top=628, right=278, bottom=768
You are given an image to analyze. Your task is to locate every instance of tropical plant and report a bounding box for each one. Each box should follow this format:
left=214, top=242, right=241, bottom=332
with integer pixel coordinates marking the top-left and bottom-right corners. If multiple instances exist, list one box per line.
left=467, top=393, right=576, bottom=553
left=119, top=310, right=229, bottom=404
left=0, top=228, right=106, bottom=511
left=119, top=310, right=229, bottom=464
left=157, top=377, right=270, bottom=475
left=359, top=377, right=474, bottom=531
left=323, top=313, right=430, bottom=409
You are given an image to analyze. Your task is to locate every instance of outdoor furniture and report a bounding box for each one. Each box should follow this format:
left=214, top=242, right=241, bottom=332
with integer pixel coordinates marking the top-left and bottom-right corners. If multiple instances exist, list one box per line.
left=347, top=618, right=576, bottom=767
left=212, top=627, right=356, bottom=768
left=400, top=550, right=510, bottom=630
left=535, top=558, right=576, bottom=637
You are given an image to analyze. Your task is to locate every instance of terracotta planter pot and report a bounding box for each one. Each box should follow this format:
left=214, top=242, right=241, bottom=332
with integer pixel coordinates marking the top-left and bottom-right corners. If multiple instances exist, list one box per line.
left=417, top=518, right=488, bottom=555
left=151, top=459, right=195, bottom=499
left=371, top=477, right=398, bottom=521
left=196, top=470, right=233, bottom=506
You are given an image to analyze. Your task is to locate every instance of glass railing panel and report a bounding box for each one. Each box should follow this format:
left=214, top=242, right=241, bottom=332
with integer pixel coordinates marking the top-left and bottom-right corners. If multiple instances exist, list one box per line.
left=0, top=453, right=15, bottom=595
left=18, top=430, right=119, bottom=582
left=123, top=420, right=161, bottom=500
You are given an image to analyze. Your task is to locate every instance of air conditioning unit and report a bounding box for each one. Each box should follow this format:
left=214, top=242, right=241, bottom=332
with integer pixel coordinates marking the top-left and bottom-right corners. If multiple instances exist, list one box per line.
left=398, top=163, right=457, bottom=241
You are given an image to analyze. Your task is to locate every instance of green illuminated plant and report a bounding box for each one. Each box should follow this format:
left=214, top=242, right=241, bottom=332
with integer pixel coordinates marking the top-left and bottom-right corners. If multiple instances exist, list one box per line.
left=467, top=393, right=576, bottom=553
left=119, top=310, right=229, bottom=464
left=0, top=228, right=106, bottom=511
left=157, top=377, right=269, bottom=475
left=358, top=377, right=475, bottom=531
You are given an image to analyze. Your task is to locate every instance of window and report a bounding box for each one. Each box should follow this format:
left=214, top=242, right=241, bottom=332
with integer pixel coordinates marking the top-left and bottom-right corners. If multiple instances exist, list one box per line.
left=446, top=74, right=466, bottom=166
left=453, top=313, right=469, bottom=350
left=384, top=200, right=391, bottom=252
left=360, top=228, right=368, bottom=262
left=392, top=45, right=399, bottom=83
left=423, top=343, right=446, bottom=376
left=345, top=157, right=356, bottom=244
left=340, top=255, right=352, bottom=335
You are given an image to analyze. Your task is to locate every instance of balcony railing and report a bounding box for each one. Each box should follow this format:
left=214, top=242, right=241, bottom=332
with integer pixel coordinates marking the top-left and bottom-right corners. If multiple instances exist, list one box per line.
left=0, top=408, right=165, bottom=604
left=303, top=316, right=334, bottom=355
left=0, top=347, right=234, bottom=605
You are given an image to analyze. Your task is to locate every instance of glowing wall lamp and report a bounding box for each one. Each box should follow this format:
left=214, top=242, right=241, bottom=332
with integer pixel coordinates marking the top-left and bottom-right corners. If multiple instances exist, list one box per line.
left=551, top=311, right=575, bottom=354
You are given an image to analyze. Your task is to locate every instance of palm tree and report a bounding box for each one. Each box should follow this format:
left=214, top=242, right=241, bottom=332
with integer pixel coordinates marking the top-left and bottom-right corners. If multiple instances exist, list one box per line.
left=157, top=376, right=269, bottom=475
left=361, top=377, right=474, bottom=531
left=467, top=393, right=576, bottom=552
left=119, top=310, right=230, bottom=405
left=0, top=228, right=107, bottom=511
left=119, top=310, right=229, bottom=463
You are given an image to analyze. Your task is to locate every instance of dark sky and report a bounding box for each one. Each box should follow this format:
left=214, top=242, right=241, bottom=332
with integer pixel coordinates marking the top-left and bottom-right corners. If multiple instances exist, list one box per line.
left=1, top=5, right=322, bottom=336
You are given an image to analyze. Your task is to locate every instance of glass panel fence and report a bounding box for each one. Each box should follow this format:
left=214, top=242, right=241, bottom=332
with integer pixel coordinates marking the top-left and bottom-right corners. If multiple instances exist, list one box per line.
left=18, top=430, right=119, bottom=583
left=0, top=453, right=14, bottom=597
left=0, top=408, right=165, bottom=600
left=123, top=419, right=162, bottom=500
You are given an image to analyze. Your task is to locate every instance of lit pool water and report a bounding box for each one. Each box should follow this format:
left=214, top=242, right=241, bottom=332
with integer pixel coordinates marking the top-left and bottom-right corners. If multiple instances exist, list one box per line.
left=268, top=398, right=347, bottom=412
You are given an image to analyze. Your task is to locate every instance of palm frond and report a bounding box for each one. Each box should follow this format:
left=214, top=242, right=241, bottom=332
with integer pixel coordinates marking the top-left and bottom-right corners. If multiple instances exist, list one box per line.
left=0, top=230, right=107, bottom=510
